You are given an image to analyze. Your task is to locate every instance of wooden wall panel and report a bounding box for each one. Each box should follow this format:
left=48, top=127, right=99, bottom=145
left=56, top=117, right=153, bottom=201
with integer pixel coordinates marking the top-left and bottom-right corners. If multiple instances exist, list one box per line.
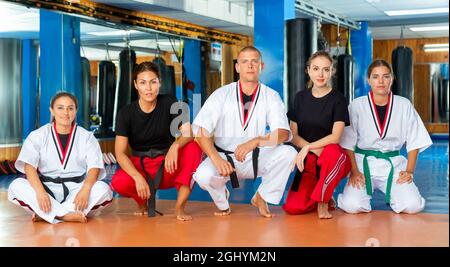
left=321, top=24, right=350, bottom=48
left=0, top=140, right=116, bottom=162
left=0, top=146, right=21, bottom=161
left=373, top=37, right=449, bottom=64
left=98, top=139, right=116, bottom=155
left=425, top=123, right=449, bottom=134
left=413, top=64, right=431, bottom=122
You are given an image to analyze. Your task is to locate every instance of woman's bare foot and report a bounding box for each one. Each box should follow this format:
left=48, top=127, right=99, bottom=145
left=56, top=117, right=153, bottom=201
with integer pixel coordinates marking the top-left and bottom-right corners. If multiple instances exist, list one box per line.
left=317, top=202, right=332, bottom=219
left=60, top=211, right=87, bottom=223
left=175, top=204, right=192, bottom=221
left=328, top=198, right=336, bottom=210
left=134, top=204, right=148, bottom=216
left=251, top=192, right=273, bottom=218
left=31, top=213, right=44, bottom=222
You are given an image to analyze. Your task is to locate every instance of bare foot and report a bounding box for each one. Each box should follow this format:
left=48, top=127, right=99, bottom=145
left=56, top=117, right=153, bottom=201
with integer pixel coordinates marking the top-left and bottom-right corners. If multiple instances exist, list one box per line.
left=214, top=188, right=231, bottom=216
left=60, top=211, right=87, bottom=223
left=134, top=204, right=148, bottom=216
left=317, top=202, right=333, bottom=219
left=251, top=192, right=273, bottom=218
left=214, top=208, right=231, bottom=216
left=175, top=205, right=192, bottom=221
left=328, top=198, right=336, bottom=210
left=31, top=213, right=44, bottom=222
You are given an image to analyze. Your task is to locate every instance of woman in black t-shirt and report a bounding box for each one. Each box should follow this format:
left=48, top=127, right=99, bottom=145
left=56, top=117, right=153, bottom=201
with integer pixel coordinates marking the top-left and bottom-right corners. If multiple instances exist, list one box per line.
left=111, top=62, right=203, bottom=221
left=282, top=51, right=351, bottom=219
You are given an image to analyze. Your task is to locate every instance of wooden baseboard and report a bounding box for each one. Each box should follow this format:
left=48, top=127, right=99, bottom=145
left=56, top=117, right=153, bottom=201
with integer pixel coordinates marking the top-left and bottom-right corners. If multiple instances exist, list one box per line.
left=425, top=123, right=449, bottom=134
left=0, top=139, right=116, bottom=162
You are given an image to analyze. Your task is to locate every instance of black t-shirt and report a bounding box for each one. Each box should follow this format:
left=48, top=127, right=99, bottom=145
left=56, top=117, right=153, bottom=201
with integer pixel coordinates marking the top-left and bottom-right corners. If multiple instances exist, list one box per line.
left=115, top=94, right=186, bottom=151
left=242, top=92, right=254, bottom=118
left=376, top=104, right=387, bottom=124
left=287, top=89, right=350, bottom=143
left=58, top=133, right=69, bottom=151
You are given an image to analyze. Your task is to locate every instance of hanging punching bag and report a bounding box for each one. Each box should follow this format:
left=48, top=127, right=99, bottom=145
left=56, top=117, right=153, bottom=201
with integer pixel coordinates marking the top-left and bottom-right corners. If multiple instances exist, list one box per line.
left=317, top=30, right=329, bottom=51
left=286, top=18, right=318, bottom=109
left=113, top=48, right=136, bottom=131
left=153, top=56, right=174, bottom=96
left=115, top=48, right=136, bottom=111
left=391, top=46, right=413, bottom=100
left=166, top=65, right=176, bottom=97
left=80, top=57, right=91, bottom=129
left=97, top=61, right=116, bottom=136
left=337, top=54, right=355, bottom=104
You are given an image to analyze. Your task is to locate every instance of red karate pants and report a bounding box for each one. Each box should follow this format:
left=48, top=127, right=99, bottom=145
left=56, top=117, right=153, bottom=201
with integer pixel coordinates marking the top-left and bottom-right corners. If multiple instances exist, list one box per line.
left=283, top=144, right=351, bottom=214
left=111, top=141, right=203, bottom=206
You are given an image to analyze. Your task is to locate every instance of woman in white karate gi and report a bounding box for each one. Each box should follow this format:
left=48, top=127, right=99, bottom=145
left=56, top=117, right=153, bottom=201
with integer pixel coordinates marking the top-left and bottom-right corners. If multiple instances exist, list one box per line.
left=337, top=59, right=432, bottom=214
left=8, top=92, right=113, bottom=223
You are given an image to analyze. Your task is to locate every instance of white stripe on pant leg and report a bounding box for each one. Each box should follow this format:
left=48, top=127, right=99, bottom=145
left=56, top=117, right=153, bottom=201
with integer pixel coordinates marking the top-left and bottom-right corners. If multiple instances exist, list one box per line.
left=321, top=154, right=346, bottom=201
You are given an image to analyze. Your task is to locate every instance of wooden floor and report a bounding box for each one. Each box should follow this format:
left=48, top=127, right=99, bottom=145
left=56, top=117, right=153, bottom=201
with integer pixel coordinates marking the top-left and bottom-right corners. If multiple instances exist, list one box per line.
left=0, top=192, right=447, bottom=247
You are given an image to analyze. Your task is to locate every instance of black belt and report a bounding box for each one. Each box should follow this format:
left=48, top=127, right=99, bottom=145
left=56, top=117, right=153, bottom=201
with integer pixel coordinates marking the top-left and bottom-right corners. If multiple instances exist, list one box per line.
left=40, top=174, right=85, bottom=203
left=214, top=145, right=259, bottom=189
left=290, top=152, right=321, bottom=192
left=132, top=148, right=168, bottom=217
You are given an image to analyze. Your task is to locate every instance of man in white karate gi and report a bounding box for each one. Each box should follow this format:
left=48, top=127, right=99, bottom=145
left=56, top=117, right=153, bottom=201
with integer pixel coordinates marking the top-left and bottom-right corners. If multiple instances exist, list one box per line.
left=192, top=46, right=297, bottom=218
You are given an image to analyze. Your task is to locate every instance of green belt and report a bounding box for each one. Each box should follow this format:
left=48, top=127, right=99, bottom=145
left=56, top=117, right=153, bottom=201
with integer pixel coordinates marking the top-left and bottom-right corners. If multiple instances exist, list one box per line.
left=354, top=146, right=400, bottom=204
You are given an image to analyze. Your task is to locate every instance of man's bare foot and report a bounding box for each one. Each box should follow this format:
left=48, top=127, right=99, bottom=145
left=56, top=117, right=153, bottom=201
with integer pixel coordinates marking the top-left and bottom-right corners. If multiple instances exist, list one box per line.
left=60, top=211, right=87, bottom=223
left=214, top=208, right=231, bottom=216
left=31, top=213, right=44, bottom=222
left=134, top=204, right=148, bottom=216
left=328, top=198, right=336, bottom=210
left=318, top=202, right=333, bottom=219
left=214, top=188, right=231, bottom=216
left=175, top=205, right=192, bottom=221
left=251, top=192, right=273, bottom=218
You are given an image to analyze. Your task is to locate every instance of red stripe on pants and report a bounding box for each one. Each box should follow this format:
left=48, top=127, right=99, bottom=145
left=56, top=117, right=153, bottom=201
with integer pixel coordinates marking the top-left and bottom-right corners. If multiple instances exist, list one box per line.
left=283, top=144, right=351, bottom=215
left=111, top=141, right=203, bottom=206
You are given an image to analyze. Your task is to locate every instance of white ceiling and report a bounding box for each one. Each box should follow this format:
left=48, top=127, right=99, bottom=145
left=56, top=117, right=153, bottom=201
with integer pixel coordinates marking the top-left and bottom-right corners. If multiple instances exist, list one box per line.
left=0, top=0, right=448, bottom=43
left=310, top=0, right=449, bottom=39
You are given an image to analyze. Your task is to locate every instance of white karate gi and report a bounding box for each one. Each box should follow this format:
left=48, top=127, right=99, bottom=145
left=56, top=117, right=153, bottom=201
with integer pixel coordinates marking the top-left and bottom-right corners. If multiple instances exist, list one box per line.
left=8, top=123, right=113, bottom=223
left=192, top=82, right=297, bottom=211
left=337, top=92, right=432, bottom=214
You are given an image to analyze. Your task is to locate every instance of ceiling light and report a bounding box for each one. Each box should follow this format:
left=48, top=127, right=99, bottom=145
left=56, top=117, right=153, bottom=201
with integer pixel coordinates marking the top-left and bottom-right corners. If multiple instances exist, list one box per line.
left=385, top=8, right=448, bottom=16
left=410, top=25, right=449, bottom=32
left=87, top=30, right=140, bottom=36
left=423, top=43, right=449, bottom=52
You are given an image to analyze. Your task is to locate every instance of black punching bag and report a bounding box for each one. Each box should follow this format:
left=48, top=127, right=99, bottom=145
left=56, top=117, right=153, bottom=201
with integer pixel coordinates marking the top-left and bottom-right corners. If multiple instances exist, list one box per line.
left=115, top=48, right=136, bottom=113
left=439, top=78, right=449, bottom=122
left=152, top=57, right=175, bottom=96
left=97, top=61, right=116, bottom=136
left=286, top=18, right=318, bottom=109
left=166, top=65, right=176, bottom=96
left=392, top=46, right=413, bottom=100
left=80, top=57, right=91, bottom=129
left=337, top=54, right=355, bottom=104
